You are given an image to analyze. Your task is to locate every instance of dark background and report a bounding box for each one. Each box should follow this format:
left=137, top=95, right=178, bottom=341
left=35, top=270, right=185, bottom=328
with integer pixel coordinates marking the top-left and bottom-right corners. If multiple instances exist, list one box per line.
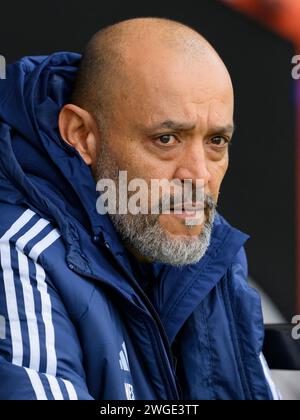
left=0, top=0, right=296, bottom=318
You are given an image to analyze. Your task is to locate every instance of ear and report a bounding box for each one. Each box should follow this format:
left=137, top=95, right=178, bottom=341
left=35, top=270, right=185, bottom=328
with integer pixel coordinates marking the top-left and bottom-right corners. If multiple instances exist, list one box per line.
left=58, top=104, right=99, bottom=170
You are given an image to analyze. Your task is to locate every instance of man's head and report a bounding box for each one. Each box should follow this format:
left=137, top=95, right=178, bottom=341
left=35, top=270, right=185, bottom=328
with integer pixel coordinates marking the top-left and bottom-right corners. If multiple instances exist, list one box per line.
left=59, top=17, right=234, bottom=265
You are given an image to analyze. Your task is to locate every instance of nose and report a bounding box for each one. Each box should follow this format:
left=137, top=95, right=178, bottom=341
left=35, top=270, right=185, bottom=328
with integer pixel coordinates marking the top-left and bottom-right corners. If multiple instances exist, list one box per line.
left=173, top=141, right=211, bottom=188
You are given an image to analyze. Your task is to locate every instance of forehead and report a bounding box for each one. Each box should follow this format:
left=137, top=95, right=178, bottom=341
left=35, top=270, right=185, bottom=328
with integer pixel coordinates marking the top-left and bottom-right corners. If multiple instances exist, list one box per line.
left=115, top=50, right=234, bottom=130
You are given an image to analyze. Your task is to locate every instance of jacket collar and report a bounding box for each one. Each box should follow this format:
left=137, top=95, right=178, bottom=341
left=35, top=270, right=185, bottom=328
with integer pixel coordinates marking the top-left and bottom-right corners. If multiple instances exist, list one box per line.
left=67, top=208, right=249, bottom=344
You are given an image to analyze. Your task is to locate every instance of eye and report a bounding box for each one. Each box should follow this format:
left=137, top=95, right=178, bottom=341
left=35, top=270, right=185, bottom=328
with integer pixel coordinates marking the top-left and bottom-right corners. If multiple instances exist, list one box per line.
left=156, top=135, right=178, bottom=146
left=209, top=136, right=230, bottom=147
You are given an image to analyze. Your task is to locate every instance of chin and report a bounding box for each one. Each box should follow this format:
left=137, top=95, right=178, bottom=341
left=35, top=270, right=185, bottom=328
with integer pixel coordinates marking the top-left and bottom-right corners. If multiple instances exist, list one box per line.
left=159, top=214, right=205, bottom=237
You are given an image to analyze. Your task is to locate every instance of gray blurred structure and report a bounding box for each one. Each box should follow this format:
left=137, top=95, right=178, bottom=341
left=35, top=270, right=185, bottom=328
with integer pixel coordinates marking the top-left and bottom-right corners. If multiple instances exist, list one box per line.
left=251, top=280, right=300, bottom=400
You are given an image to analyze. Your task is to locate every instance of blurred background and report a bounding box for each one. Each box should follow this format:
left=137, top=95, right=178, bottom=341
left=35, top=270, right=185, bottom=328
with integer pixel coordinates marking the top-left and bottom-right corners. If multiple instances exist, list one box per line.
left=0, top=0, right=299, bottom=399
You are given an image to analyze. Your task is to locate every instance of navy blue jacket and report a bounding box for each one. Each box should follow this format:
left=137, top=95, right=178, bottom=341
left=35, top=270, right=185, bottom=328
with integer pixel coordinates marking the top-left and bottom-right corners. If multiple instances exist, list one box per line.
left=0, top=52, right=279, bottom=400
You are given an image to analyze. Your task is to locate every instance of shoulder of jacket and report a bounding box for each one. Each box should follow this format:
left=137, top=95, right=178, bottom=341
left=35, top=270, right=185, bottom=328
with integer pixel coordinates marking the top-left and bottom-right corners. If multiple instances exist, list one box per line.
left=0, top=204, right=62, bottom=259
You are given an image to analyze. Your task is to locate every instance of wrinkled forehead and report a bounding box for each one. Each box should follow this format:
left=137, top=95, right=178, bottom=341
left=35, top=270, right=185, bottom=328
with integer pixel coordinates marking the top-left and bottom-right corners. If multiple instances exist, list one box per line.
left=114, top=50, right=234, bottom=131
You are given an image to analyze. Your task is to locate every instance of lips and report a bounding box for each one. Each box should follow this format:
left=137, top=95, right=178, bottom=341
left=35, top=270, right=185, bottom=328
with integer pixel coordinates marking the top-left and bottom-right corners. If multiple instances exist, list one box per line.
left=171, top=202, right=204, bottom=212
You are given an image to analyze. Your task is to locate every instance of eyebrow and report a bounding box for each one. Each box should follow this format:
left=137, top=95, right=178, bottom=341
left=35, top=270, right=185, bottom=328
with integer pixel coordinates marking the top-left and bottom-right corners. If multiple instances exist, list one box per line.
left=147, top=120, right=197, bottom=132
left=208, top=124, right=236, bottom=136
left=143, top=120, right=235, bottom=135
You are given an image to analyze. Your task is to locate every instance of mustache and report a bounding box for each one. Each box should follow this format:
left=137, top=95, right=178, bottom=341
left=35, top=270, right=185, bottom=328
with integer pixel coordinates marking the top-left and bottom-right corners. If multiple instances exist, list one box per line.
left=156, top=194, right=217, bottom=213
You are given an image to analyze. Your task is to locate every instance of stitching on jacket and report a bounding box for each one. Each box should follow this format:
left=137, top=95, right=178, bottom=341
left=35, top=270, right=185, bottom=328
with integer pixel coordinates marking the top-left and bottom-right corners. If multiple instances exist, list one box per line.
left=228, top=267, right=271, bottom=399
left=223, top=271, right=254, bottom=400
left=200, top=304, right=216, bottom=400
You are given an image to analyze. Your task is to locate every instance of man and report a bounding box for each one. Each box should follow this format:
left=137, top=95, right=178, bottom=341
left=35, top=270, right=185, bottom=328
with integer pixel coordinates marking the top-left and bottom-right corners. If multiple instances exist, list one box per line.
left=0, top=18, right=278, bottom=400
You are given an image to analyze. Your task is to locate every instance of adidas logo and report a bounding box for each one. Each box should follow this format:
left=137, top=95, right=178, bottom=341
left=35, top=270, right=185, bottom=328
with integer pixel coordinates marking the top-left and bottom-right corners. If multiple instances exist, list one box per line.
left=119, top=341, right=135, bottom=400
left=119, top=342, right=130, bottom=372
left=0, top=315, right=5, bottom=340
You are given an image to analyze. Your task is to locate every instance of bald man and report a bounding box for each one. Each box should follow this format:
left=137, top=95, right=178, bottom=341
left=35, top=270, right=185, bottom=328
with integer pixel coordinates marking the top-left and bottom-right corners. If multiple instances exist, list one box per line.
left=0, top=18, right=279, bottom=400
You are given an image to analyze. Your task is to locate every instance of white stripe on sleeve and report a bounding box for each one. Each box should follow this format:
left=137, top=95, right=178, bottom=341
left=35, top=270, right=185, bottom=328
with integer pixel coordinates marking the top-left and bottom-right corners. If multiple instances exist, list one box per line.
left=17, top=250, right=40, bottom=371
left=35, top=262, right=57, bottom=375
left=0, top=210, right=66, bottom=400
left=29, top=229, right=61, bottom=262
left=260, top=353, right=281, bottom=400
left=24, top=368, right=48, bottom=400
left=45, top=374, right=64, bottom=400
left=0, top=209, right=36, bottom=366
left=62, top=379, right=78, bottom=400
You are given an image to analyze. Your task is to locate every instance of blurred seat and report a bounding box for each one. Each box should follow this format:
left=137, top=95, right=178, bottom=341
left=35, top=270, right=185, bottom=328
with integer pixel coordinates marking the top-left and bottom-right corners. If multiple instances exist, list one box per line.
left=263, top=324, right=300, bottom=370
left=250, top=279, right=300, bottom=399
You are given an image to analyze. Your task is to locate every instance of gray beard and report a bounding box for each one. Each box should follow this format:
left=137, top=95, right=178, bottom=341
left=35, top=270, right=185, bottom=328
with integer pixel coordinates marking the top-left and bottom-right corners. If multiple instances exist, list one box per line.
left=109, top=210, right=215, bottom=266
left=96, top=141, right=216, bottom=266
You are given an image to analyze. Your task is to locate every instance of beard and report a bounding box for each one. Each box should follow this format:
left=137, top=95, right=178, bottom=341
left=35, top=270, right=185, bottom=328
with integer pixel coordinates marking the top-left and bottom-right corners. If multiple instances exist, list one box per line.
left=96, top=140, right=216, bottom=266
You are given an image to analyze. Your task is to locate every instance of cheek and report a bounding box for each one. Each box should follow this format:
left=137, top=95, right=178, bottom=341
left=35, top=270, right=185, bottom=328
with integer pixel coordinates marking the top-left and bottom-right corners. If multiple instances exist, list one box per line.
left=125, top=149, right=175, bottom=181
left=208, top=156, right=229, bottom=196
left=105, top=128, right=177, bottom=180
left=103, top=140, right=145, bottom=182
